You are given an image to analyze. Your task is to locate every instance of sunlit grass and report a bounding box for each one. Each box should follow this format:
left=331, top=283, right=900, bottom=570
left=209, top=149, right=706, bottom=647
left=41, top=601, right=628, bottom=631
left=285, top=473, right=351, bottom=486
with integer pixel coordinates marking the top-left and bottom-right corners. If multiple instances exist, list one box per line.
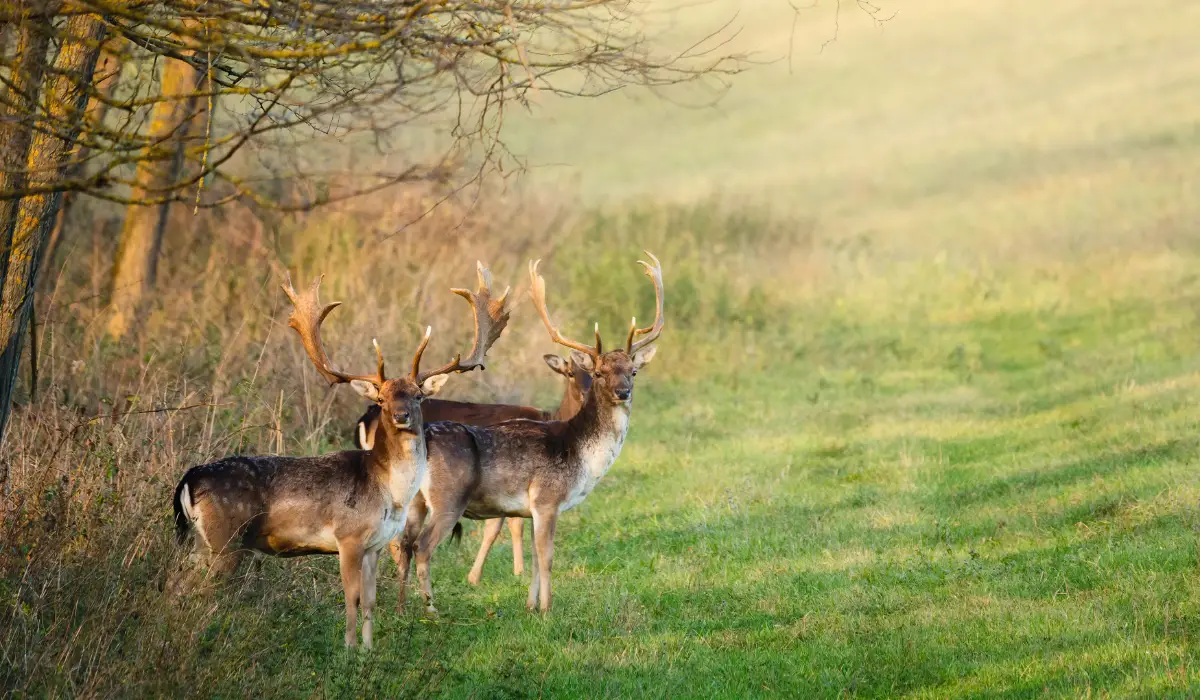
left=6, top=0, right=1200, bottom=694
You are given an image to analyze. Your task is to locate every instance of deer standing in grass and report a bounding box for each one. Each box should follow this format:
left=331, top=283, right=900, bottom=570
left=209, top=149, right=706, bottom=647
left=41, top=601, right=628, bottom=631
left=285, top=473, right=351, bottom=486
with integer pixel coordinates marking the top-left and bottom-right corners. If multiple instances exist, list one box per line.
left=354, top=352, right=592, bottom=583
left=171, top=263, right=510, bottom=649
left=392, top=252, right=664, bottom=614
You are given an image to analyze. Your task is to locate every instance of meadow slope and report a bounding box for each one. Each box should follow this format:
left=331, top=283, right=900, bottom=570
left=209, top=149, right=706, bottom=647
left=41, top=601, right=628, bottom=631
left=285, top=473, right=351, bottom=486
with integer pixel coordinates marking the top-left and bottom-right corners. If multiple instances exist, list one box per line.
left=5, top=0, right=1200, bottom=697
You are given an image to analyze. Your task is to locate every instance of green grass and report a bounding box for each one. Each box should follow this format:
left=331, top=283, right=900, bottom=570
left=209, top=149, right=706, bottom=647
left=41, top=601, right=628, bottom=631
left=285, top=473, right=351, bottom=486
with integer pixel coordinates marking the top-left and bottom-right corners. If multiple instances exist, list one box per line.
left=37, top=249, right=1191, bottom=698
left=7, top=0, right=1200, bottom=696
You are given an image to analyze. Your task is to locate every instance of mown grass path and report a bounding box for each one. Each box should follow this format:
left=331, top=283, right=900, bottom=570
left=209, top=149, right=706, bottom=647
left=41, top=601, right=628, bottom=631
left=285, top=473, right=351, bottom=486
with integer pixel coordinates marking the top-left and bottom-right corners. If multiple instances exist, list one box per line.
left=174, top=253, right=1200, bottom=698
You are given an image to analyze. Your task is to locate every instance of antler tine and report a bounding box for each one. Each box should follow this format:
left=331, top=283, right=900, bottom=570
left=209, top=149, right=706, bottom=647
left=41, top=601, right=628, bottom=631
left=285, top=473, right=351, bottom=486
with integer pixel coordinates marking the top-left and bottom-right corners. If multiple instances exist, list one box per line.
left=528, top=259, right=599, bottom=358
left=409, top=326, right=432, bottom=380
left=416, top=262, right=512, bottom=383
left=625, top=316, right=637, bottom=351
left=282, top=273, right=385, bottom=387
left=373, top=339, right=386, bottom=384
left=629, top=250, right=665, bottom=353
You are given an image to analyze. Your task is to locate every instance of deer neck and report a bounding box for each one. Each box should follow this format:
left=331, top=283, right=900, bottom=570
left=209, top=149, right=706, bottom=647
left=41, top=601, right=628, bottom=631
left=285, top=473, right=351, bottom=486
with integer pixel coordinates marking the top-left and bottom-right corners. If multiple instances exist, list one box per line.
left=566, top=388, right=631, bottom=479
left=552, top=376, right=586, bottom=421
left=367, top=420, right=427, bottom=507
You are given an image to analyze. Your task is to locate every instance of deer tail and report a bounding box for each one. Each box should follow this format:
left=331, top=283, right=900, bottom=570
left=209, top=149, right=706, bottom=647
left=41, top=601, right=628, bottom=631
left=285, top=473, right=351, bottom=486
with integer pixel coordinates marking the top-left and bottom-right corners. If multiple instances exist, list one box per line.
left=173, top=478, right=193, bottom=545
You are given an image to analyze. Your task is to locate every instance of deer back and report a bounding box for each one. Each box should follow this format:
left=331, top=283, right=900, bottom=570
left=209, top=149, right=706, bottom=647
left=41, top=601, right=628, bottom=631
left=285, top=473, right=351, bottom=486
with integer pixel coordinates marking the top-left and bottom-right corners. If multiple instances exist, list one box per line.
left=353, top=399, right=551, bottom=447
left=176, top=451, right=384, bottom=556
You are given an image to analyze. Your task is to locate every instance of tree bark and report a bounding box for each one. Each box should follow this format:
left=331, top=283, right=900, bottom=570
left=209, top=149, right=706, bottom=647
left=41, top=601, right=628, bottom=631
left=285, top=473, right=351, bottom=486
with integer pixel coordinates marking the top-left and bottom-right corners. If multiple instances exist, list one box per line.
left=0, top=13, right=106, bottom=441
left=39, top=47, right=121, bottom=292
left=0, top=22, right=51, bottom=293
left=105, top=52, right=203, bottom=339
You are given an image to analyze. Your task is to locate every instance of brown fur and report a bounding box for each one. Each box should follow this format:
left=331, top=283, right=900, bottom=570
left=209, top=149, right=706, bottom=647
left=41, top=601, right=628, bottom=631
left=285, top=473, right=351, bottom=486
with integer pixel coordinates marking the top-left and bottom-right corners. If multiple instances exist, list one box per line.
left=354, top=352, right=592, bottom=583
left=388, top=253, right=664, bottom=614
left=390, top=346, right=656, bottom=614
left=172, top=264, right=510, bottom=649
left=174, top=375, right=444, bottom=649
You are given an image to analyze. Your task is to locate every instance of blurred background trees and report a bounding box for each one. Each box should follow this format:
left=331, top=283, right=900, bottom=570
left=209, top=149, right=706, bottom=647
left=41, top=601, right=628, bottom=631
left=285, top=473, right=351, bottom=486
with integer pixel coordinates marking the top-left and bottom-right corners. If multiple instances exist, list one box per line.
left=0, top=0, right=740, bottom=440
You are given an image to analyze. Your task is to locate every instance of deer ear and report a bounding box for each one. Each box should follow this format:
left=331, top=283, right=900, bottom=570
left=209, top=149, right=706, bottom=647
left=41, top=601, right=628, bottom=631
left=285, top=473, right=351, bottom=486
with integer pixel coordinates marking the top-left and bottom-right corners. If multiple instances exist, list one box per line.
left=421, top=374, right=451, bottom=397
left=351, top=380, right=381, bottom=402
left=631, top=344, right=657, bottom=369
left=543, top=354, right=570, bottom=376
left=569, top=349, right=594, bottom=373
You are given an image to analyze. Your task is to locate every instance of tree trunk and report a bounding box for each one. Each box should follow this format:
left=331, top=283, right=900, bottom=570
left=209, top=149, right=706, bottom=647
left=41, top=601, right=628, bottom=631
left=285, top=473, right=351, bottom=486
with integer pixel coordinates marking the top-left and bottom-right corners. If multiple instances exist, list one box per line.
left=39, top=47, right=121, bottom=291
left=0, top=22, right=51, bottom=292
left=105, top=52, right=202, bottom=339
left=0, top=13, right=106, bottom=442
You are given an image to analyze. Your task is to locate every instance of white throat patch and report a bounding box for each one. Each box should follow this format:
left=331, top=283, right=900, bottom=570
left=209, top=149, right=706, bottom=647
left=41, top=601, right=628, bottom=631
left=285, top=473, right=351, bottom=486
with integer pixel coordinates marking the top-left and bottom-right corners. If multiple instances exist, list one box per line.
left=561, top=404, right=631, bottom=512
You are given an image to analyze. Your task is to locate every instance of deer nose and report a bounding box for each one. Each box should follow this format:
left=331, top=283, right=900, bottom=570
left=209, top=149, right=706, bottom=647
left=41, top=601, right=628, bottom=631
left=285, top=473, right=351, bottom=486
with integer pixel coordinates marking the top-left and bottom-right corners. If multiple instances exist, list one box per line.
left=614, top=389, right=631, bottom=401
left=392, top=411, right=410, bottom=426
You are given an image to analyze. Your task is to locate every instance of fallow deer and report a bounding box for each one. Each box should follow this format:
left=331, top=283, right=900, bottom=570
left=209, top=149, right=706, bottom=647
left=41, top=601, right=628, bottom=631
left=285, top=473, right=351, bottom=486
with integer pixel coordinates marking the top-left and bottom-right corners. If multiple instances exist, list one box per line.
left=354, top=352, right=592, bottom=583
left=171, top=263, right=510, bottom=649
left=392, top=252, right=664, bottom=614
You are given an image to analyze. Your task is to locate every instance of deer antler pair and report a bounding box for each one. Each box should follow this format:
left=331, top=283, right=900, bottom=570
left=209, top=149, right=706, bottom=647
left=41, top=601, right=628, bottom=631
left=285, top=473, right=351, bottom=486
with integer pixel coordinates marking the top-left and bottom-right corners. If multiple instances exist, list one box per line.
left=529, top=250, right=664, bottom=359
left=282, top=262, right=511, bottom=389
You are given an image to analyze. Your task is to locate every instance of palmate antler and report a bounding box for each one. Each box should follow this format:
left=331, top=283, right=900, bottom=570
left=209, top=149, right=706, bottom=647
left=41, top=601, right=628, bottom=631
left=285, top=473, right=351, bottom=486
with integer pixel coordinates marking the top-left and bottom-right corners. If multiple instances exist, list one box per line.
left=413, top=261, right=512, bottom=383
left=284, top=261, right=512, bottom=390
left=282, top=274, right=388, bottom=387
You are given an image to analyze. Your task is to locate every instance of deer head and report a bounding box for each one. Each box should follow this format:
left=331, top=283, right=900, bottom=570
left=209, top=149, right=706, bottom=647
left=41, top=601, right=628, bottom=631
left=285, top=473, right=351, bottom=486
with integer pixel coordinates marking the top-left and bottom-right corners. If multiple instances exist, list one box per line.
left=283, top=262, right=511, bottom=435
left=543, top=350, right=594, bottom=405
left=528, top=251, right=663, bottom=406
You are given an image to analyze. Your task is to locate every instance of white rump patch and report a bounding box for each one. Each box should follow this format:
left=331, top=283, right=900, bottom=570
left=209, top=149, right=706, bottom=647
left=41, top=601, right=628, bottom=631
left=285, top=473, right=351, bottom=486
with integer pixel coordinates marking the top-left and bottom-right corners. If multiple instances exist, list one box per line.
left=180, top=484, right=213, bottom=550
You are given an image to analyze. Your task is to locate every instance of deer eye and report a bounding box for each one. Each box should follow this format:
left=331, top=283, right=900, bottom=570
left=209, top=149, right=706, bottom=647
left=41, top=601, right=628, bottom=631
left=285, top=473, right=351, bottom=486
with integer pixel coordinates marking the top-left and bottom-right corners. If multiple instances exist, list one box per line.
left=632, top=369, right=638, bottom=377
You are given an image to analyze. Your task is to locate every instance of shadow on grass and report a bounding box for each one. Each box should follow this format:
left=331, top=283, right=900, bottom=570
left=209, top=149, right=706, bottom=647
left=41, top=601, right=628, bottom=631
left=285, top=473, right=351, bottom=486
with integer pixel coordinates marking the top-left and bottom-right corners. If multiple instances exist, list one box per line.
left=7, top=474, right=1194, bottom=698
left=936, top=439, right=1193, bottom=510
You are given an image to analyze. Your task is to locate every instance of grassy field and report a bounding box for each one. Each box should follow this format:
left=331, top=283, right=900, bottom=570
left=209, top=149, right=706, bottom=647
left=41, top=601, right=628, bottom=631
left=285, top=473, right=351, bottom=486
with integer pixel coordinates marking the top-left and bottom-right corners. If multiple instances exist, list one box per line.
left=11, top=242, right=1198, bottom=697
left=5, top=0, right=1200, bottom=697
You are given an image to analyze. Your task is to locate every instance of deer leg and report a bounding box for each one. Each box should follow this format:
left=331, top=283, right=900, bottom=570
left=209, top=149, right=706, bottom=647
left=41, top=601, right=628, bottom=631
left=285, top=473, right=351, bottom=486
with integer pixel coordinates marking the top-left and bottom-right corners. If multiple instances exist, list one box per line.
left=190, top=505, right=246, bottom=587
left=508, top=517, right=525, bottom=576
left=467, top=518, right=505, bottom=585
left=415, top=508, right=466, bottom=615
left=361, top=550, right=379, bottom=651
left=531, top=507, right=558, bottom=613
left=338, top=540, right=365, bottom=649
left=203, top=549, right=245, bottom=586
left=390, top=493, right=427, bottom=609
left=168, top=535, right=212, bottom=595
left=526, top=517, right=540, bottom=610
